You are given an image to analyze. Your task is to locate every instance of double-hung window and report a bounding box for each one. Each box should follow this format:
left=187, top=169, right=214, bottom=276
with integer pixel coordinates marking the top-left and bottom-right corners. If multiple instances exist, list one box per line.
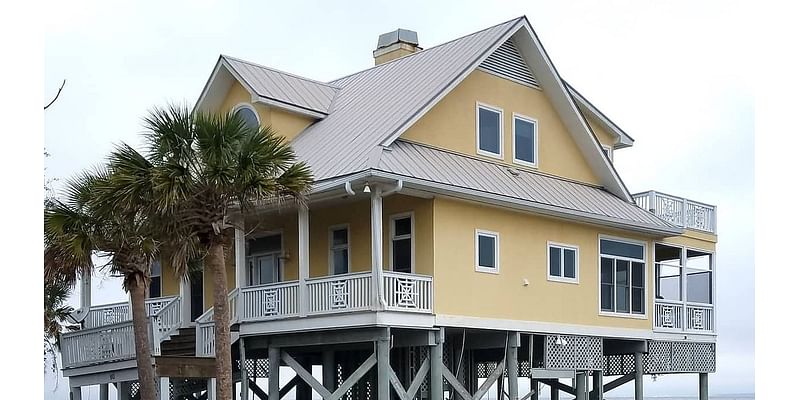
left=149, top=260, right=162, bottom=298
left=477, top=104, right=503, bottom=158
left=600, top=237, right=645, bottom=316
left=330, top=226, right=350, bottom=275
left=513, top=114, right=538, bottom=167
left=547, top=242, right=578, bottom=283
left=475, top=230, right=499, bottom=273
left=247, top=233, right=282, bottom=285
left=391, top=214, right=414, bottom=273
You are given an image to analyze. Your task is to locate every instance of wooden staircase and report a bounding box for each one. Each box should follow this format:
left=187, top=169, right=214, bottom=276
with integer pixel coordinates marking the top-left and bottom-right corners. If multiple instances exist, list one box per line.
left=160, top=328, right=197, bottom=357
left=155, top=328, right=216, bottom=379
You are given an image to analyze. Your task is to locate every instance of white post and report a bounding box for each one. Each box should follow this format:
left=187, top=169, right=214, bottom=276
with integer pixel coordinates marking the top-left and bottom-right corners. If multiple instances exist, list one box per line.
left=235, top=225, right=247, bottom=288
left=79, top=269, right=92, bottom=310
left=179, top=277, right=191, bottom=327
left=298, top=205, right=310, bottom=316
left=370, top=186, right=384, bottom=309
left=159, top=377, right=170, bottom=400
left=208, top=378, right=217, bottom=400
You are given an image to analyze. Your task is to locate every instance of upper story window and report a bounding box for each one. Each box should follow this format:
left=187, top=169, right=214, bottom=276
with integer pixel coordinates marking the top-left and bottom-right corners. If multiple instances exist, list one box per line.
left=547, top=242, right=578, bottom=283
left=149, top=260, right=162, bottom=298
left=391, top=214, right=414, bottom=273
left=513, top=114, right=538, bottom=167
left=476, top=103, right=503, bottom=159
left=247, top=233, right=282, bottom=285
left=475, top=229, right=499, bottom=274
left=233, top=104, right=260, bottom=131
left=329, top=225, right=350, bottom=275
left=686, top=249, right=713, bottom=304
left=600, top=237, right=645, bottom=316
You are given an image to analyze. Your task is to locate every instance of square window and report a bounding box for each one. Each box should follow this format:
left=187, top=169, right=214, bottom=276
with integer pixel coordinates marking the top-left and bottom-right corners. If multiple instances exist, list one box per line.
left=477, top=105, right=502, bottom=157
left=600, top=237, right=646, bottom=317
left=547, top=243, right=579, bottom=283
left=475, top=231, right=499, bottom=273
left=513, top=116, right=537, bottom=166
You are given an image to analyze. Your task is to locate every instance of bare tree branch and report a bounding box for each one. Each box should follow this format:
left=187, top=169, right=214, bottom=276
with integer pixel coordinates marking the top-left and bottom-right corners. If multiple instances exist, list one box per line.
left=44, top=79, right=66, bottom=110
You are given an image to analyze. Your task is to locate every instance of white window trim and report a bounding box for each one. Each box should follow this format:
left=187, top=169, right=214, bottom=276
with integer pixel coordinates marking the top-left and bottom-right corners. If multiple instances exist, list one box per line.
left=389, top=212, right=415, bottom=273
left=601, top=144, right=614, bottom=162
left=476, top=102, right=504, bottom=160
left=245, top=229, right=284, bottom=286
left=475, top=229, right=500, bottom=274
left=512, top=113, right=539, bottom=168
left=597, top=234, right=648, bottom=319
left=546, top=241, right=579, bottom=284
left=328, top=224, right=351, bottom=275
left=232, top=102, right=261, bottom=125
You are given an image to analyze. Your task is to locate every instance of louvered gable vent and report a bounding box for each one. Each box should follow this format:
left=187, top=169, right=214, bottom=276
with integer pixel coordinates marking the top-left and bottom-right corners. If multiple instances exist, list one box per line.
left=478, top=38, right=538, bottom=87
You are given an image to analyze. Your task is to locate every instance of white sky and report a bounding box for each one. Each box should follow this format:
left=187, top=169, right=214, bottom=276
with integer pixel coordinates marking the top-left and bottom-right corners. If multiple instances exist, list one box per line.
left=43, top=0, right=753, bottom=397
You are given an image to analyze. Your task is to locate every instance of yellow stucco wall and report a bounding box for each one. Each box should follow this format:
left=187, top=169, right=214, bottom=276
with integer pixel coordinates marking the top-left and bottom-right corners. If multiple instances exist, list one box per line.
left=660, top=231, right=717, bottom=252
left=431, top=197, right=655, bottom=330
left=401, top=70, right=601, bottom=185
left=218, top=82, right=314, bottom=143
left=587, top=117, right=616, bottom=149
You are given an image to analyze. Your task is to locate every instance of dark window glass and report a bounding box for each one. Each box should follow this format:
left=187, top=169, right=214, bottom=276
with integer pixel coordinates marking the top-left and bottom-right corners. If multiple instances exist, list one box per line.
left=514, top=118, right=535, bottom=163
left=149, top=260, right=162, bottom=298
left=600, top=239, right=644, bottom=259
left=248, top=234, right=281, bottom=255
left=615, top=260, right=630, bottom=313
left=600, top=257, right=614, bottom=311
left=478, top=108, right=501, bottom=155
left=393, top=238, right=412, bottom=273
left=477, top=234, right=496, bottom=269
left=601, top=258, right=614, bottom=284
left=632, top=287, right=644, bottom=314
left=234, top=107, right=259, bottom=130
left=333, top=249, right=349, bottom=275
left=632, top=262, right=644, bottom=287
left=332, top=229, right=348, bottom=246
left=655, top=244, right=682, bottom=265
left=394, top=217, right=412, bottom=236
left=549, top=246, right=561, bottom=276
left=331, top=227, right=349, bottom=275
left=190, top=269, right=203, bottom=321
left=563, top=249, right=576, bottom=278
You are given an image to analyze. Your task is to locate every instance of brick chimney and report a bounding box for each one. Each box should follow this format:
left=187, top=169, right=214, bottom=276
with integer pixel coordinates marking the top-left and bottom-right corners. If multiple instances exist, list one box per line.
left=373, top=29, right=422, bottom=65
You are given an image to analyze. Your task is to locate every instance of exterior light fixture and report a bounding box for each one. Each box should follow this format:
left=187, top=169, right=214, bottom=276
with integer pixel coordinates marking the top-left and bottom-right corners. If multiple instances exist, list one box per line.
left=363, top=183, right=371, bottom=193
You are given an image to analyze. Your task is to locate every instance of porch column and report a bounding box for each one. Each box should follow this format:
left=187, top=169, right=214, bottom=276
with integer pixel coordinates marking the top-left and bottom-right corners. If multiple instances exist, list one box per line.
left=159, top=377, right=170, bottom=400
left=575, top=372, right=587, bottom=400
left=99, top=383, right=109, bottom=400
left=207, top=378, right=217, bottom=400
left=179, top=277, right=191, bottom=327
left=506, top=332, right=519, bottom=400
left=634, top=352, right=643, bottom=400
left=592, top=370, right=603, bottom=400
left=370, top=186, right=384, bottom=309
left=79, top=269, right=91, bottom=310
left=116, top=382, right=131, bottom=400
left=699, top=373, right=709, bottom=400
left=70, top=386, right=82, bottom=400
left=377, top=336, right=391, bottom=400
left=430, top=328, right=444, bottom=400
left=235, top=226, right=247, bottom=288
left=550, top=383, right=559, bottom=400
left=240, top=339, right=249, bottom=400
left=268, top=346, right=281, bottom=400
left=298, top=205, right=310, bottom=316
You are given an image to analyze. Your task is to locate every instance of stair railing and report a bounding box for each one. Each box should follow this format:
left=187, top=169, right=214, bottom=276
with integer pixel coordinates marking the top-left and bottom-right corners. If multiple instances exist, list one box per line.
left=195, top=288, right=240, bottom=357
left=149, top=296, right=182, bottom=356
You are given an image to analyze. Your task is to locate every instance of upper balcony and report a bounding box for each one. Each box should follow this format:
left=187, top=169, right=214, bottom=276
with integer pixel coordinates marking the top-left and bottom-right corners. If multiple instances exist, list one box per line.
left=632, top=190, right=717, bottom=234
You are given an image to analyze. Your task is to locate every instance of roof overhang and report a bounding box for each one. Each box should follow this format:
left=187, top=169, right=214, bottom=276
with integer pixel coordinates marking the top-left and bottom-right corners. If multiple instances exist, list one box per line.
left=566, top=82, right=635, bottom=149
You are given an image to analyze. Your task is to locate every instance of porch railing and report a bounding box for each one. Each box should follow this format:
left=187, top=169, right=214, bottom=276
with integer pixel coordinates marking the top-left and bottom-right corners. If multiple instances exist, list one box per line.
left=195, top=288, right=240, bottom=357
left=61, top=321, right=136, bottom=368
left=654, top=300, right=714, bottom=333
left=382, top=272, right=433, bottom=312
left=83, top=296, right=178, bottom=329
left=632, top=191, right=717, bottom=234
left=240, top=281, right=300, bottom=321
left=307, top=272, right=373, bottom=314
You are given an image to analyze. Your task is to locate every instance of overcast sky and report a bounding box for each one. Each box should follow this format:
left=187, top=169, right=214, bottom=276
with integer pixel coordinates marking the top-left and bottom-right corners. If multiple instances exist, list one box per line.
left=44, top=0, right=753, bottom=398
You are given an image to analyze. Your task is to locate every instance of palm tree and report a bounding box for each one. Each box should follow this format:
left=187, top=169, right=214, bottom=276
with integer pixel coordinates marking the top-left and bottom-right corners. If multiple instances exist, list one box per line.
left=43, top=277, right=78, bottom=373
left=44, top=170, right=162, bottom=400
left=120, top=104, right=313, bottom=400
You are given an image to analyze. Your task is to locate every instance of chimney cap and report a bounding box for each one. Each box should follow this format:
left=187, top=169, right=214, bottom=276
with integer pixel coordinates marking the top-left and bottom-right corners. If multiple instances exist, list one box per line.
left=376, top=29, right=419, bottom=49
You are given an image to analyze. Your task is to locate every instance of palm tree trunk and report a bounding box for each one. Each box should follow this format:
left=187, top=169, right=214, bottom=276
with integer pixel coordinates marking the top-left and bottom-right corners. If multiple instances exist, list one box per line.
left=209, top=242, right=233, bottom=400
left=130, top=278, right=158, bottom=400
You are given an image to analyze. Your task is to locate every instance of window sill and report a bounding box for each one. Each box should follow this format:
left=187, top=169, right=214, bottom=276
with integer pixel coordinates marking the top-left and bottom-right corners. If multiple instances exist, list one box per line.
left=547, top=276, right=579, bottom=284
left=475, top=266, right=499, bottom=274
left=477, top=149, right=503, bottom=160
left=599, top=311, right=648, bottom=320
left=513, top=158, right=538, bottom=169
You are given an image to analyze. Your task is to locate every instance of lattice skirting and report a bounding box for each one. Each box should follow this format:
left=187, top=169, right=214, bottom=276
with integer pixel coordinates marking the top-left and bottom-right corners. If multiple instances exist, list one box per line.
left=544, top=334, right=603, bottom=370
left=603, top=341, right=716, bottom=376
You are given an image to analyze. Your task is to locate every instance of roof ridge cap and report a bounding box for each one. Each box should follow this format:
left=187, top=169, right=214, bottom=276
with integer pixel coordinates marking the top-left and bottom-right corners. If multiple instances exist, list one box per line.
left=221, top=54, right=341, bottom=90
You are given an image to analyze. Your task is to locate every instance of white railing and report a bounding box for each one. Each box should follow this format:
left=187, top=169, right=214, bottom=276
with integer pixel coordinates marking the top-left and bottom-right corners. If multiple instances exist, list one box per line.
left=307, top=272, right=373, bottom=314
left=150, top=297, right=182, bottom=355
left=82, top=296, right=178, bottom=329
left=632, top=191, right=717, bottom=234
left=654, top=300, right=684, bottom=330
left=61, top=321, right=136, bottom=368
left=240, top=281, right=300, bottom=321
left=686, top=303, right=714, bottom=333
left=195, top=288, right=240, bottom=357
left=382, top=272, right=433, bottom=312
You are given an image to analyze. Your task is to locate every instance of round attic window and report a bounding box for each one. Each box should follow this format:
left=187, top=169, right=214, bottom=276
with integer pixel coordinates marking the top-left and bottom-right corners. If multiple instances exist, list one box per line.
left=233, top=104, right=259, bottom=130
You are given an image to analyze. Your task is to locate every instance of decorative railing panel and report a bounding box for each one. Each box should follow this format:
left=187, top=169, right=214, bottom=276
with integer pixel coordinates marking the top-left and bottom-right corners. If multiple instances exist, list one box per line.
left=61, top=321, right=136, bottom=368
left=307, top=272, right=372, bottom=314
left=382, top=272, right=433, bottom=312
left=654, top=301, right=684, bottom=331
left=632, top=191, right=717, bottom=234
left=686, top=304, right=714, bottom=332
left=241, top=281, right=300, bottom=321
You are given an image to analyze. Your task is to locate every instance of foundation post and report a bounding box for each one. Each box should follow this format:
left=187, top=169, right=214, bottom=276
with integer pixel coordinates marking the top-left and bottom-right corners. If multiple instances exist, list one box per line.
left=592, top=370, right=603, bottom=400
left=699, top=373, right=709, bottom=400
left=208, top=378, right=217, bottom=400
left=323, top=350, right=336, bottom=391
left=550, top=383, right=559, bottom=400
left=634, top=352, right=643, bottom=400
left=70, top=386, right=82, bottom=400
left=269, top=347, right=281, bottom=400
left=240, top=339, right=249, bottom=400
left=99, top=383, right=109, bottom=400
left=159, top=377, right=170, bottom=400
left=507, top=332, right=519, bottom=400
left=377, top=336, right=391, bottom=400
left=576, top=372, right=587, bottom=400
left=430, top=328, right=444, bottom=400
left=116, top=382, right=131, bottom=400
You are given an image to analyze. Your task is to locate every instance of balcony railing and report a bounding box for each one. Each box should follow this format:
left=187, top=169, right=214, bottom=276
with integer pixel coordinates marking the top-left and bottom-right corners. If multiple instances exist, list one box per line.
left=307, top=272, right=373, bottom=314
left=654, top=300, right=714, bottom=334
left=383, top=271, right=433, bottom=312
left=633, top=191, right=717, bottom=234
left=240, top=281, right=300, bottom=321
left=82, top=296, right=178, bottom=329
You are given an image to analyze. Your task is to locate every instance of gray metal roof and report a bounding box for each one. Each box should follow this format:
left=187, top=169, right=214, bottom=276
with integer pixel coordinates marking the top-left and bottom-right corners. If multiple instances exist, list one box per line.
left=376, top=140, right=677, bottom=231
left=289, top=17, right=522, bottom=181
left=222, top=56, right=339, bottom=115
